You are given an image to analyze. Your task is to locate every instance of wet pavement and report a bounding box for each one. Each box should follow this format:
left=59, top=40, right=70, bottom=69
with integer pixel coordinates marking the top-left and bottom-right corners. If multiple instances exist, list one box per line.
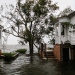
left=0, top=53, right=75, bottom=75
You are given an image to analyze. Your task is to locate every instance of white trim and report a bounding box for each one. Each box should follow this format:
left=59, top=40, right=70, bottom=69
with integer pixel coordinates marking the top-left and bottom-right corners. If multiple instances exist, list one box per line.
left=59, top=23, right=61, bottom=44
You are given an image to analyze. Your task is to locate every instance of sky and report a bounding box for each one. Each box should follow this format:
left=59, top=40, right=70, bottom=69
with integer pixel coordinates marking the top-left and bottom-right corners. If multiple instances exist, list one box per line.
left=0, top=0, right=75, bottom=45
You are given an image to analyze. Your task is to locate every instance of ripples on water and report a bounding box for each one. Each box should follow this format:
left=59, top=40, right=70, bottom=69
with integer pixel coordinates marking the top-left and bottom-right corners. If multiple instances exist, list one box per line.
left=1, top=54, right=75, bottom=75
left=0, top=44, right=75, bottom=75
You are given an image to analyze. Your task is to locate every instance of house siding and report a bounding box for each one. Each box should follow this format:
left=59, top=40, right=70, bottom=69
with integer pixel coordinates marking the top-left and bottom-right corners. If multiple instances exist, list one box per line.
left=58, top=17, right=70, bottom=23
left=70, top=16, right=75, bottom=24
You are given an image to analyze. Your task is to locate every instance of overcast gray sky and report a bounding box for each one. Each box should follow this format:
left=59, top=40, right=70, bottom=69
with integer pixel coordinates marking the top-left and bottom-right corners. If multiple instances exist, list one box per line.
left=0, top=0, right=75, bottom=45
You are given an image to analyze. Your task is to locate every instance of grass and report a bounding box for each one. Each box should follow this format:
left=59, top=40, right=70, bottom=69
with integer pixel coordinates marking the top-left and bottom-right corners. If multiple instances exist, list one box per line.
left=15, top=49, right=27, bottom=53
left=1, top=49, right=27, bottom=61
left=1, top=53, right=17, bottom=57
left=1, top=53, right=17, bottom=61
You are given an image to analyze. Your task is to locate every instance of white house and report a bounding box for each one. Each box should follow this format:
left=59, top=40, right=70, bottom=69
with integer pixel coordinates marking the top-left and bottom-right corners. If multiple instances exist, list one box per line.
left=55, top=11, right=75, bottom=45
left=53, top=11, right=75, bottom=61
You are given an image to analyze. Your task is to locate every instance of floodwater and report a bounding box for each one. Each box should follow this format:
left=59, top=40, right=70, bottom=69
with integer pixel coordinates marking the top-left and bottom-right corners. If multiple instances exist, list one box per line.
left=0, top=54, right=75, bottom=75
left=0, top=44, right=75, bottom=75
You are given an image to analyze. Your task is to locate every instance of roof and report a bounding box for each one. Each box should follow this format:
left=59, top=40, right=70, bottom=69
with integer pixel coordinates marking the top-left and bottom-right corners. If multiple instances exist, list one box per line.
left=57, top=11, right=75, bottom=19
left=55, top=11, right=75, bottom=23
left=68, top=11, right=75, bottom=18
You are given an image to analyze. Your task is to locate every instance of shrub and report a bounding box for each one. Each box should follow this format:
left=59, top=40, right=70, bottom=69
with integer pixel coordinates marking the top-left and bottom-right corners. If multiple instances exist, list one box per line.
left=1, top=53, right=17, bottom=60
left=1, top=53, right=17, bottom=57
left=16, top=49, right=27, bottom=53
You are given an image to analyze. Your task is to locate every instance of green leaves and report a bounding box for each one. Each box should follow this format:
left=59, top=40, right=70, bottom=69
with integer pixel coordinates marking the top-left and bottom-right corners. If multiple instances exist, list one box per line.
left=45, top=19, right=48, bottom=25
left=49, top=14, right=56, bottom=25
left=38, top=0, right=47, bottom=6
left=58, top=6, right=73, bottom=17
left=45, top=27, right=53, bottom=34
left=2, top=0, right=59, bottom=50
left=33, top=4, right=42, bottom=17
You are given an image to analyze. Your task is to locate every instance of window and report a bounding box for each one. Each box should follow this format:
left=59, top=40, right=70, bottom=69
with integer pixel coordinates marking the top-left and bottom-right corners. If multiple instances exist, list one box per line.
left=61, top=25, right=65, bottom=35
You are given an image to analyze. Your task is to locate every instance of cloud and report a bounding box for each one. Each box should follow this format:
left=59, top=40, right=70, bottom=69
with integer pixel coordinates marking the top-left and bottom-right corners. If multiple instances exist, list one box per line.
left=53, top=0, right=75, bottom=11
left=7, top=34, right=19, bottom=45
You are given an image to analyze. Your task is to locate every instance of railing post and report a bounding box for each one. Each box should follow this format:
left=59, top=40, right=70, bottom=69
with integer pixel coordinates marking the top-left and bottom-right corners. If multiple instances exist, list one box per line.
left=0, top=50, right=1, bottom=56
left=44, top=43, right=46, bottom=51
left=41, top=43, right=43, bottom=58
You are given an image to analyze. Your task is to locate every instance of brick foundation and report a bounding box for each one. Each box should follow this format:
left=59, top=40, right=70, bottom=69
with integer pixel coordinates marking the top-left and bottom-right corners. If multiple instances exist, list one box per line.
left=0, top=50, right=1, bottom=56
left=53, top=44, right=75, bottom=61
left=39, top=50, right=45, bottom=58
left=53, top=44, right=61, bottom=61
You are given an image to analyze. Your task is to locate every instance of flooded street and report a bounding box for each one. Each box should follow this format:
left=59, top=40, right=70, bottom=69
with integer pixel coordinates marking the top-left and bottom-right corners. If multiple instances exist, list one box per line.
left=0, top=53, right=75, bottom=75
left=0, top=44, right=75, bottom=75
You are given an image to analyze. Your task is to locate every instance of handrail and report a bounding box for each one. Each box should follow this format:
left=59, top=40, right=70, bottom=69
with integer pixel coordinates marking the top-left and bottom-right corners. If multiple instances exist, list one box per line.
left=43, top=44, right=48, bottom=60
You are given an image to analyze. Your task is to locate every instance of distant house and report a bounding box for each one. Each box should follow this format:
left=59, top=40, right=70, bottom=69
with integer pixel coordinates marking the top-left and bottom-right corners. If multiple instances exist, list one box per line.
left=53, top=11, right=75, bottom=61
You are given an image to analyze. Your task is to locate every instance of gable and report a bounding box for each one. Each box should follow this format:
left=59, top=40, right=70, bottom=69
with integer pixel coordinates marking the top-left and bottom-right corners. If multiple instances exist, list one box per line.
left=70, top=15, right=75, bottom=24
left=58, top=17, right=70, bottom=23
left=56, top=11, right=75, bottom=24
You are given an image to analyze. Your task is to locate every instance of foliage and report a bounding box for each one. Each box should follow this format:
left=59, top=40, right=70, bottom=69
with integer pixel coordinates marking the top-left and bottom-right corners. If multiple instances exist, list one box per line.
left=63, top=22, right=73, bottom=26
left=1, top=53, right=17, bottom=60
left=58, top=6, right=73, bottom=17
left=50, top=38, right=55, bottom=45
left=45, top=14, right=56, bottom=43
left=16, top=49, right=27, bottom=53
left=2, top=0, right=59, bottom=54
left=49, top=14, right=57, bottom=25
left=1, top=53, right=17, bottom=57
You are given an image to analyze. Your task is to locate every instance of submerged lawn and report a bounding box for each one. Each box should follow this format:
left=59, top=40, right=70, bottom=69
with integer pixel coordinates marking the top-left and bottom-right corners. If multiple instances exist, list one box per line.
left=16, top=49, right=27, bottom=53
left=1, top=53, right=17, bottom=57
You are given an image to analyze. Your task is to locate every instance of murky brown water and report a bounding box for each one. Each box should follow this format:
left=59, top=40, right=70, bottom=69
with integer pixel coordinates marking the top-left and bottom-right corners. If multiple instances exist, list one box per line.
left=0, top=54, right=75, bottom=75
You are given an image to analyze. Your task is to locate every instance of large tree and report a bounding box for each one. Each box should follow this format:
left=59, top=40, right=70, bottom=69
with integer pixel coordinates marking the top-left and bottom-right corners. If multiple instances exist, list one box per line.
left=44, top=13, right=57, bottom=45
left=2, top=0, right=59, bottom=54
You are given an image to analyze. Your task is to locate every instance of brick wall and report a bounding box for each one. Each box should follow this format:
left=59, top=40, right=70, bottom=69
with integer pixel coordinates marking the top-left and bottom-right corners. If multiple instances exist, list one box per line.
left=53, top=44, right=61, bottom=61
left=53, top=44, right=75, bottom=61
left=39, top=50, right=45, bottom=58
left=71, top=46, right=75, bottom=60
left=71, top=49, right=74, bottom=60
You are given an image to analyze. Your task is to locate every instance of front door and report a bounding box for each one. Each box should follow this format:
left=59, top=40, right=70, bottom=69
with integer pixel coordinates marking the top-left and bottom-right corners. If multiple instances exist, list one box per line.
left=62, top=48, right=69, bottom=61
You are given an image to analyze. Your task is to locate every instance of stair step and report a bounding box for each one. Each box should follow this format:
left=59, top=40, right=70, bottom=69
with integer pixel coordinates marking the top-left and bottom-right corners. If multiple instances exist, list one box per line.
left=47, top=54, right=54, bottom=56
left=46, top=52, right=53, bottom=54
left=44, top=51, right=55, bottom=58
left=44, top=55, right=54, bottom=56
left=47, top=53, right=54, bottom=54
left=48, top=56, right=55, bottom=58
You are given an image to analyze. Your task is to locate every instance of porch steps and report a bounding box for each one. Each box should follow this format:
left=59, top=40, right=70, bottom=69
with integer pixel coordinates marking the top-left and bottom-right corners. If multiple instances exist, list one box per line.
left=44, top=50, right=55, bottom=58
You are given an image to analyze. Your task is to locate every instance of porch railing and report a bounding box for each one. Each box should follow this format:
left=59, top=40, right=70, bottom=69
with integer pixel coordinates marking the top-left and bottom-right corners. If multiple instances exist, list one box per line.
left=43, top=44, right=48, bottom=60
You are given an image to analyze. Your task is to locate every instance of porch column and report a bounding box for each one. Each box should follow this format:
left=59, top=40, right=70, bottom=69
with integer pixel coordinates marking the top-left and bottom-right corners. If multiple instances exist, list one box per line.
left=58, top=22, right=61, bottom=44
left=55, top=25, right=56, bottom=44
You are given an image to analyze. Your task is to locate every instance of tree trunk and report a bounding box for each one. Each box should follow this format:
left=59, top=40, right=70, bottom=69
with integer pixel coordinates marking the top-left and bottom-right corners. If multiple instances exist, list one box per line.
left=29, top=40, right=33, bottom=55
left=29, top=21, right=34, bottom=55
